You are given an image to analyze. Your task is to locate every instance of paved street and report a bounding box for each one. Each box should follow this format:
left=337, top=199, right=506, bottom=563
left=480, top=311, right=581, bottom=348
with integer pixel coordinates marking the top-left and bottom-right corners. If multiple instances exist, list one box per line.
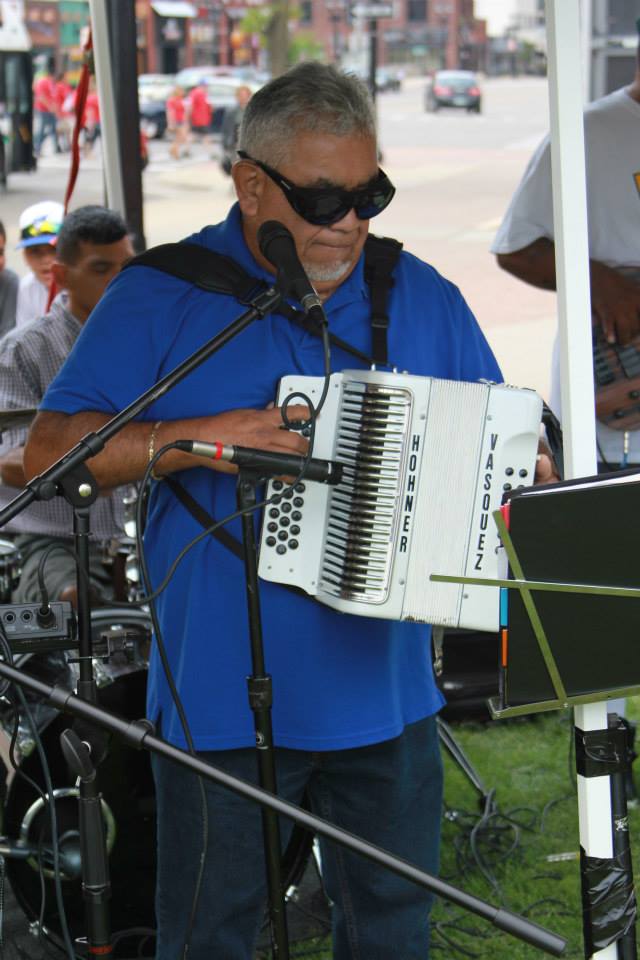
left=2, top=74, right=557, bottom=399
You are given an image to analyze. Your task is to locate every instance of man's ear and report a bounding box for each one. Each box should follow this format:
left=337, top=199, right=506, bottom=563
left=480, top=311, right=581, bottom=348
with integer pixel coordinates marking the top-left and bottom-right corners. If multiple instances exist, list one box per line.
left=232, top=159, right=263, bottom=217
left=51, top=261, right=68, bottom=290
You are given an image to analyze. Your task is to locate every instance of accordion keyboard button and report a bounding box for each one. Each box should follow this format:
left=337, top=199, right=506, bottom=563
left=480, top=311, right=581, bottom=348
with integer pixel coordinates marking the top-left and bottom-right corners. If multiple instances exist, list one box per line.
left=266, top=536, right=277, bottom=547
left=290, top=525, right=300, bottom=536
left=292, top=511, right=302, bottom=522
left=269, top=507, right=280, bottom=519
left=281, top=502, right=292, bottom=514
left=293, top=497, right=304, bottom=508
left=289, top=540, right=299, bottom=550
left=276, top=544, right=287, bottom=555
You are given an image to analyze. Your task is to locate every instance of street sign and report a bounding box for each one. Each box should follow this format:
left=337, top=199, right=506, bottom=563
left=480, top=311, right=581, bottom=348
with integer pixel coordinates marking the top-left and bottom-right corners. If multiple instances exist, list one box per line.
left=351, top=3, right=394, bottom=19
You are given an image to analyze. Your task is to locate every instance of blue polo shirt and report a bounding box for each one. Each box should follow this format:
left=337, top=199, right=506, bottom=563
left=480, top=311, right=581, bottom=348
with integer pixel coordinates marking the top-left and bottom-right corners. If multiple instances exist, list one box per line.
left=42, top=204, right=501, bottom=751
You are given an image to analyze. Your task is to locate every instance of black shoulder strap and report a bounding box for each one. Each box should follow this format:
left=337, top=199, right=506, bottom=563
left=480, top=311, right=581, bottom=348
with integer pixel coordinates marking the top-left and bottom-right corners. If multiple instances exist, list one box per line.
left=124, top=242, right=266, bottom=305
left=363, top=234, right=403, bottom=366
left=125, top=234, right=403, bottom=366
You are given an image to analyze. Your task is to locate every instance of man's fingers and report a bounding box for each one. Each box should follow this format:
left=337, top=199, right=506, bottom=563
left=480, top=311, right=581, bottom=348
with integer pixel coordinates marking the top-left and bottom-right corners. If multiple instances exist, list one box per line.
left=599, top=313, right=617, bottom=345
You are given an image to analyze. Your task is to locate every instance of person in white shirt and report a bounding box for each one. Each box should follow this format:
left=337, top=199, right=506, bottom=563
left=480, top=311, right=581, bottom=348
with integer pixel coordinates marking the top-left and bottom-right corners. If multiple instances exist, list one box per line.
left=492, top=34, right=640, bottom=796
left=491, top=46, right=640, bottom=470
left=15, top=200, right=64, bottom=328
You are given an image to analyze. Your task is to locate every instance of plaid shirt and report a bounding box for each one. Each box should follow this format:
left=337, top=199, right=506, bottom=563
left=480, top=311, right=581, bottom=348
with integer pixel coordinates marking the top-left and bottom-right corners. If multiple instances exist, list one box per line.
left=0, top=293, right=128, bottom=540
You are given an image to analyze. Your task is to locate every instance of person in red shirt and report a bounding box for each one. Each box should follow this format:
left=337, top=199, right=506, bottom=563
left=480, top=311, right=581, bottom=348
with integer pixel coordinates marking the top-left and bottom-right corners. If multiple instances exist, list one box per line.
left=84, top=84, right=101, bottom=156
left=33, top=64, right=60, bottom=157
left=166, top=85, right=190, bottom=160
left=188, top=80, right=212, bottom=143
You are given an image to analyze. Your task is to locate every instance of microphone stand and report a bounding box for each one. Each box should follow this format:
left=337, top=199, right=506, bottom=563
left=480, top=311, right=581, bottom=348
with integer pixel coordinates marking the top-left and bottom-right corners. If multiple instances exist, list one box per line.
left=0, top=657, right=568, bottom=957
left=237, top=469, right=289, bottom=956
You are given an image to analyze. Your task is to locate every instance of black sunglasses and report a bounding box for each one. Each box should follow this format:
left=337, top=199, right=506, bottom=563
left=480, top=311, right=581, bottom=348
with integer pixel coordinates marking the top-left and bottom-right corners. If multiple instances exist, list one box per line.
left=237, top=150, right=396, bottom=226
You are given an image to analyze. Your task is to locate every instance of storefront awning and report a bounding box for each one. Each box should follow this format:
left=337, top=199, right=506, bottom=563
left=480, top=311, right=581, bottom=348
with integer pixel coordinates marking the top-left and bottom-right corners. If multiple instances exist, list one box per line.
left=150, top=1, right=197, bottom=17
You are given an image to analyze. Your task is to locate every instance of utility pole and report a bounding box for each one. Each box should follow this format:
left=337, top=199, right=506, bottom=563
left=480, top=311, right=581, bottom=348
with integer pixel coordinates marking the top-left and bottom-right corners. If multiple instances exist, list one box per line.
left=102, top=0, right=145, bottom=251
left=352, top=3, right=393, bottom=101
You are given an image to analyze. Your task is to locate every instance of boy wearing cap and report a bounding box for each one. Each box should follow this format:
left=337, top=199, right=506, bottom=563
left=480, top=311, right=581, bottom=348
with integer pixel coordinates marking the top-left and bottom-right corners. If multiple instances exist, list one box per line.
left=15, top=200, right=64, bottom=327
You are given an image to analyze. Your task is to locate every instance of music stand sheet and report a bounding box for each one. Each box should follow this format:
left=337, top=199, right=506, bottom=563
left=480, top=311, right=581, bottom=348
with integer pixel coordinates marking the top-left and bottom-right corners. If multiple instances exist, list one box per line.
left=504, top=470, right=640, bottom=707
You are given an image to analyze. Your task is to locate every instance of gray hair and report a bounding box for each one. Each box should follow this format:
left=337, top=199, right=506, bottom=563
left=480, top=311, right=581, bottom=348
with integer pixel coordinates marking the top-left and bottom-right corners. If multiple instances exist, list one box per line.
left=238, top=62, right=377, bottom=167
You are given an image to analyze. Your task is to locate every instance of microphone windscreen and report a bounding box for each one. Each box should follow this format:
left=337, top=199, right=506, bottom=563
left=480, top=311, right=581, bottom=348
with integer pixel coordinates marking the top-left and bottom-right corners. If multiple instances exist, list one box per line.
left=257, top=220, right=294, bottom=265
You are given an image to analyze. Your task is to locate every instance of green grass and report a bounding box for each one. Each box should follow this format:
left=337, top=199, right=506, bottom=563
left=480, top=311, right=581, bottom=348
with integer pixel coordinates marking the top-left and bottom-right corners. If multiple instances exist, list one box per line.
left=279, top=700, right=640, bottom=959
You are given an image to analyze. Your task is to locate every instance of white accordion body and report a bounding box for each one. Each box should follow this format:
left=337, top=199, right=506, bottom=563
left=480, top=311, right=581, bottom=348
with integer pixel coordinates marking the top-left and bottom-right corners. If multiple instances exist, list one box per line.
left=258, top=370, right=542, bottom=632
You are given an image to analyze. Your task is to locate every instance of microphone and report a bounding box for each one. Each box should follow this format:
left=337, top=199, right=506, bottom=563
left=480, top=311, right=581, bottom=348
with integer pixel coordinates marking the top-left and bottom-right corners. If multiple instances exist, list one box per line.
left=257, top=220, right=326, bottom=324
left=177, top=440, right=343, bottom=485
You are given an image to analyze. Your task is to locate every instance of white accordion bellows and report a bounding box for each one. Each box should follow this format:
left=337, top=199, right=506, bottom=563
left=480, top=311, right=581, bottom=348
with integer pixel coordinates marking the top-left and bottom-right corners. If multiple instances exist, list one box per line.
left=258, top=370, right=542, bottom=631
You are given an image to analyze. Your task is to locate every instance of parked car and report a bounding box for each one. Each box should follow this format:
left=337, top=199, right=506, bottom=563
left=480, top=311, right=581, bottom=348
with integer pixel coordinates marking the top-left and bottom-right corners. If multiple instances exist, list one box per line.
left=375, top=67, right=402, bottom=92
left=343, top=62, right=403, bottom=93
left=425, top=70, right=482, bottom=113
left=138, top=73, right=175, bottom=139
left=175, top=64, right=268, bottom=91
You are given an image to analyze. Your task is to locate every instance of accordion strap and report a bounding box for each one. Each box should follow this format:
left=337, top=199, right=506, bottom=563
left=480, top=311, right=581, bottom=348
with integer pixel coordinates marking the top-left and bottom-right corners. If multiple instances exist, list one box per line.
left=364, top=234, right=402, bottom=367
left=124, top=233, right=403, bottom=367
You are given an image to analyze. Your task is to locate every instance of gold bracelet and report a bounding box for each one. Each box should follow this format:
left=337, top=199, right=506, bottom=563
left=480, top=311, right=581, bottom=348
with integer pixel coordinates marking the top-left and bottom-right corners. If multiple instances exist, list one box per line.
left=148, top=420, right=164, bottom=480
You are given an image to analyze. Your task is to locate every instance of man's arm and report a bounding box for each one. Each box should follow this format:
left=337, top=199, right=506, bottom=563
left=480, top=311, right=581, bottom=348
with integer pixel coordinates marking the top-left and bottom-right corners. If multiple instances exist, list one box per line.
left=0, top=447, right=26, bottom=488
left=495, top=237, right=556, bottom=290
left=497, top=237, right=640, bottom=346
left=24, top=405, right=310, bottom=488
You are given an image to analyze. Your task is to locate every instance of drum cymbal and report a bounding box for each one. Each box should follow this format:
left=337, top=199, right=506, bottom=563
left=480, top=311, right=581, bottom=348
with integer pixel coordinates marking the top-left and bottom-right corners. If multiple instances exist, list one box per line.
left=0, top=409, right=38, bottom=430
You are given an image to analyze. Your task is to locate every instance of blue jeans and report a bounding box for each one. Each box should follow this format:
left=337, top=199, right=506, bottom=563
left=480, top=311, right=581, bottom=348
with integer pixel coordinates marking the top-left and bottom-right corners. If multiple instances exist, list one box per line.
left=152, top=715, right=443, bottom=959
left=34, top=110, right=59, bottom=155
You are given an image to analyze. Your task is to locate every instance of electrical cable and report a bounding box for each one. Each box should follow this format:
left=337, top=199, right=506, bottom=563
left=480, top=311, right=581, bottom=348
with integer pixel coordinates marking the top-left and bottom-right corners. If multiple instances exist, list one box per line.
left=438, top=754, right=575, bottom=959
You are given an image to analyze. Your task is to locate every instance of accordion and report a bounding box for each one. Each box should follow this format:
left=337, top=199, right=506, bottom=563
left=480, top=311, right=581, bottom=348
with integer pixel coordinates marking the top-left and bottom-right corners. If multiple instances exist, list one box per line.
left=258, top=370, right=542, bottom=632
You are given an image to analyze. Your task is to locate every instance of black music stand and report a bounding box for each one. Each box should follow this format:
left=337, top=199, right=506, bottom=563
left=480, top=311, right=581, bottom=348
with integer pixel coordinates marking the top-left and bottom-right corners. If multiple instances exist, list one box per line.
left=431, top=470, right=640, bottom=959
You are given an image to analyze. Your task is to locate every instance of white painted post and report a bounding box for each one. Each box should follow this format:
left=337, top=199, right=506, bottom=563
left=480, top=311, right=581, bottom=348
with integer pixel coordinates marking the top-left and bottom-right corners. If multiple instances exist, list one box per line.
left=546, top=2, right=616, bottom=957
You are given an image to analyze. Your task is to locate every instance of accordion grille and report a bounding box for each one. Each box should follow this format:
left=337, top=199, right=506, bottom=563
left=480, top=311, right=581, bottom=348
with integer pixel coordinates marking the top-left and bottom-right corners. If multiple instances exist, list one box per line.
left=319, top=382, right=412, bottom=603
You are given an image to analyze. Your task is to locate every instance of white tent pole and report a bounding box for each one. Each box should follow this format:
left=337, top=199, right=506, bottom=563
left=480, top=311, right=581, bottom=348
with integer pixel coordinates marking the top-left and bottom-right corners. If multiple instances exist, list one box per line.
left=546, top=2, right=615, bottom=958
left=581, top=0, right=592, bottom=102
left=88, top=0, right=126, bottom=217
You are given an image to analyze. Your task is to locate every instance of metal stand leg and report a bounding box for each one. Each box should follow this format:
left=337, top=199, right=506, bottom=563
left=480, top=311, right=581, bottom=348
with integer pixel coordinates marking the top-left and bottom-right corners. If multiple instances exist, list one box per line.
left=437, top=716, right=492, bottom=807
left=237, top=471, right=290, bottom=959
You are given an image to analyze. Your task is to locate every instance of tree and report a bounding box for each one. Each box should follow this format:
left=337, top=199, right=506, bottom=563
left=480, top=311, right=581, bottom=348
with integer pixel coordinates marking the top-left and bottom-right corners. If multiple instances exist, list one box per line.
left=240, top=1, right=290, bottom=77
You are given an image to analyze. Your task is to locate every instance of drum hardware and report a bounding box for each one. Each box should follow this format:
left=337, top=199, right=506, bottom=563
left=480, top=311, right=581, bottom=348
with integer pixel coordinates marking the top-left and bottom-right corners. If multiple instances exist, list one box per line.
left=14, top=785, right=116, bottom=880
left=0, top=622, right=154, bottom=950
left=0, top=538, right=21, bottom=602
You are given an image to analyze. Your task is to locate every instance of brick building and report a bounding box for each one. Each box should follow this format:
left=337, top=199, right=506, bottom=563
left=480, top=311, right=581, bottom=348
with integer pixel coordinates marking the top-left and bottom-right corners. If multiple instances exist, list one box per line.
left=22, top=0, right=488, bottom=77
